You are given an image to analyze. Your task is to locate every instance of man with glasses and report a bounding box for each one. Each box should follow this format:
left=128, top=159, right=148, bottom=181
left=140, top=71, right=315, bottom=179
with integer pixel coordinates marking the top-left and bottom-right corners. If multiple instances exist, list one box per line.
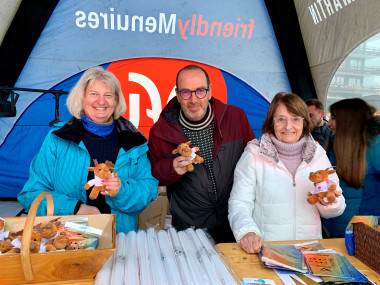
left=148, top=65, right=254, bottom=243
left=306, top=98, right=330, bottom=147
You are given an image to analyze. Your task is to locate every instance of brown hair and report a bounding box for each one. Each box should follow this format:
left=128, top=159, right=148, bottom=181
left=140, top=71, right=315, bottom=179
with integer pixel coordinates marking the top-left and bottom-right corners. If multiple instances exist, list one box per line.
left=262, top=92, right=312, bottom=136
left=327, top=98, right=376, bottom=188
left=305, top=98, right=324, bottom=111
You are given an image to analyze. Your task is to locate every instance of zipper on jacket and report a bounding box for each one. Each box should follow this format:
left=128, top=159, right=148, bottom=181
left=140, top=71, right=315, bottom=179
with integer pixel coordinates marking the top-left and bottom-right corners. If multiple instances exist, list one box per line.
left=293, top=176, right=296, bottom=239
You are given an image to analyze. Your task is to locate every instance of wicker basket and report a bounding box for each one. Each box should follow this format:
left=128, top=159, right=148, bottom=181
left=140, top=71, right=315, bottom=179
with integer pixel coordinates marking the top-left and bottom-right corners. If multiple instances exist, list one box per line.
left=0, top=192, right=116, bottom=284
left=353, top=217, right=380, bottom=274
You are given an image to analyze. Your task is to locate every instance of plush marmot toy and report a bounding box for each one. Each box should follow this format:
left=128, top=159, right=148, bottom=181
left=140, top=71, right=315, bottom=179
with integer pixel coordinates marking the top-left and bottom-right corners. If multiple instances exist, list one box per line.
left=307, top=168, right=339, bottom=204
left=40, top=221, right=61, bottom=252
left=172, top=141, right=204, bottom=172
left=11, top=230, right=43, bottom=254
left=0, top=218, right=10, bottom=241
left=51, top=232, right=72, bottom=251
left=0, top=240, right=15, bottom=253
left=44, top=231, right=72, bottom=252
left=0, top=218, right=18, bottom=254
left=85, top=159, right=117, bottom=199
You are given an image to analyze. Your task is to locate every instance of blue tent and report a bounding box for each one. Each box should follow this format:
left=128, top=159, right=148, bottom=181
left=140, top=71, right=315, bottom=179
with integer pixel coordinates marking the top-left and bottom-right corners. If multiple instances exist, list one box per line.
left=0, top=0, right=290, bottom=197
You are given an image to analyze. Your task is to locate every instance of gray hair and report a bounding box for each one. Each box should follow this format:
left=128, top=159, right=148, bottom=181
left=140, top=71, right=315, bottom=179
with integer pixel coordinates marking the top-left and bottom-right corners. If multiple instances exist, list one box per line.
left=66, top=66, right=127, bottom=119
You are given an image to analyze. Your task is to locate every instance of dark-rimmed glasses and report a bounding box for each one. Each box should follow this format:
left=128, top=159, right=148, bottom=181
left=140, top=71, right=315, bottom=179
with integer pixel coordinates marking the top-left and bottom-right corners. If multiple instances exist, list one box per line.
left=177, top=88, right=209, bottom=100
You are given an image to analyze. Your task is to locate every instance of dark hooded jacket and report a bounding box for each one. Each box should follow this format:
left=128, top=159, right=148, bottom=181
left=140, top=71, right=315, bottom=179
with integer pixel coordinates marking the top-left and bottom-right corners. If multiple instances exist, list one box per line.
left=148, top=97, right=254, bottom=238
left=311, top=121, right=330, bottom=147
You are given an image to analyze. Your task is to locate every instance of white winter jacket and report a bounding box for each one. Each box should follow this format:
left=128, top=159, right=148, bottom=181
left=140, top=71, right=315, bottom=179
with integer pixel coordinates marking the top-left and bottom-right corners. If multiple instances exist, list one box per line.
left=228, top=134, right=346, bottom=242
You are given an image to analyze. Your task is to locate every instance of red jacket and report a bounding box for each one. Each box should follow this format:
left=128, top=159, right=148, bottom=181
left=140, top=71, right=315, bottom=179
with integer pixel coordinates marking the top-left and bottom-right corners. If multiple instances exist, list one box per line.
left=148, top=97, right=254, bottom=234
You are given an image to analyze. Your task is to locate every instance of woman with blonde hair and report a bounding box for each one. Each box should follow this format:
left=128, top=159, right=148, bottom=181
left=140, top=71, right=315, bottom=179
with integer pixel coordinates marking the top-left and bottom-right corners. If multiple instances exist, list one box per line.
left=228, top=92, right=346, bottom=254
left=323, top=98, right=380, bottom=237
left=18, top=66, right=158, bottom=234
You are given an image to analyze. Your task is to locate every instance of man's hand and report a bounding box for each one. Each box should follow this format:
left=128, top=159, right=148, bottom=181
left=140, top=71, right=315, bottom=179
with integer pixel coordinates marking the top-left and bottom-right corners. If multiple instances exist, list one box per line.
left=173, top=156, right=192, bottom=175
left=76, top=204, right=101, bottom=215
left=239, top=232, right=263, bottom=254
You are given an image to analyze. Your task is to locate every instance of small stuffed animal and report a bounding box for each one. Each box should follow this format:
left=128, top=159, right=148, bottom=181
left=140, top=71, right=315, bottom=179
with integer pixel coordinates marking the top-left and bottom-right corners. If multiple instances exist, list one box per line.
left=307, top=167, right=338, bottom=204
left=172, top=141, right=204, bottom=172
left=29, top=230, right=43, bottom=253
left=41, top=222, right=59, bottom=239
left=44, top=232, right=73, bottom=252
left=0, top=217, right=10, bottom=241
left=40, top=221, right=61, bottom=252
left=11, top=230, right=43, bottom=254
left=0, top=217, right=18, bottom=254
left=85, top=159, right=118, bottom=200
left=5, top=247, right=20, bottom=254
left=51, top=232, right=73, bottom=251
left=0, top=240, right=15, bottom=253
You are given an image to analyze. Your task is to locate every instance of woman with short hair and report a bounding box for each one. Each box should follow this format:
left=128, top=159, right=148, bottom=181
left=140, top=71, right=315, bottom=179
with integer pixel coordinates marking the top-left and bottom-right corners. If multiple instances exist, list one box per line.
left=228, top=92, right=346, bottom=254
left=18, top=66, right=158, bottom=234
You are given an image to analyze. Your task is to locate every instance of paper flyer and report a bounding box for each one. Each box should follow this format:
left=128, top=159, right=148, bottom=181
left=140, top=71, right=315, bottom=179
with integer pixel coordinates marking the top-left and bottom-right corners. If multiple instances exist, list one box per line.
left=260, top=244, right=307, bottom=273
left=303, top=252, right=352, bottom=278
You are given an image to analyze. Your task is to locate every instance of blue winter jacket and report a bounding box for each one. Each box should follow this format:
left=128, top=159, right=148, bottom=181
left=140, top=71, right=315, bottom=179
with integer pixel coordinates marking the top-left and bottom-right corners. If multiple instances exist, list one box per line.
left=18, top=117, right=158, bottom=234
left=323, top=134, right=380, bottom=237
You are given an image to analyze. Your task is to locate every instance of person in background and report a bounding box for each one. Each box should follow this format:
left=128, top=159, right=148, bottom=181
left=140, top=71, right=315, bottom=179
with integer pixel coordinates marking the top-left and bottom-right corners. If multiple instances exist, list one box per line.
left=322, top=98, right=380, bottom=238
left=229, top=92, right=346, bottom=254
left=148, top=64, right=255, bottom=243
left=18, top=66, right=158, bottom=234
left=306, top=98, right=330, bottom=147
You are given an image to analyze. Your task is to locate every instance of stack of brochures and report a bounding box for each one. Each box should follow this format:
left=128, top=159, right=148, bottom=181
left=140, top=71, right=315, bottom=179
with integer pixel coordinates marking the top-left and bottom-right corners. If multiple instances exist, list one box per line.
left=259, top=241, right=370, bottom=283
left=259, top=244, right=308, bottom=273
left=303, top=251, right=369, bottom=283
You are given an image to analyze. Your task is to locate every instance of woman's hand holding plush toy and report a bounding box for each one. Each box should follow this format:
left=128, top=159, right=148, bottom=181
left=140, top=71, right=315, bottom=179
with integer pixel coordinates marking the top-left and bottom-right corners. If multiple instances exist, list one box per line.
left=101, top=176, right=122, bottom=196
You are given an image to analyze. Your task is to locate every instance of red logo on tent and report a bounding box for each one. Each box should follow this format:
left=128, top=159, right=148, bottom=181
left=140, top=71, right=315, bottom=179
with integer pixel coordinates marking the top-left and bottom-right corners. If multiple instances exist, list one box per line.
left=106, top=58, right=227, bottom=138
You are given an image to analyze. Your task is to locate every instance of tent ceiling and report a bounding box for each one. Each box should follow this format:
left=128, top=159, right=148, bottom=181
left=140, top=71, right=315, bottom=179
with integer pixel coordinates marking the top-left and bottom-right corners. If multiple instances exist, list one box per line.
left=0, top=0, right=21, bottom=45
left=293, top=0, right=380, bottom=104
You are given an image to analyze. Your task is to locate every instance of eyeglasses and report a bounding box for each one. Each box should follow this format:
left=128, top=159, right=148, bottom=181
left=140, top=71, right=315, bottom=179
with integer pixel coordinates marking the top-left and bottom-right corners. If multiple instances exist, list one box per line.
left=177, top=88, right=209, bottom=100
left=273, top=116, right=304, bottom=126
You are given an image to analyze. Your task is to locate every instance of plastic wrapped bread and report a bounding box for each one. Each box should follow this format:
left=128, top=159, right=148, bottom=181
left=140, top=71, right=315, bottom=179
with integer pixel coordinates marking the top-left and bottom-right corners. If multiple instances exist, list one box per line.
left=137, top=230, right=153, bottom=285
left=167, top=227, right=195, bottom=285
left=196, top=228, right=237, bottom=285
left=178, top=230, right=211, bottom=285
left=157, top=230, right=183, bottom=285
left=125, top=231, right=139, bottom=285
left=147, top=227, right=169, bottom=285
left=185, top=228, right=221, bottom=285
left=110, top=232, right=127, bottom=285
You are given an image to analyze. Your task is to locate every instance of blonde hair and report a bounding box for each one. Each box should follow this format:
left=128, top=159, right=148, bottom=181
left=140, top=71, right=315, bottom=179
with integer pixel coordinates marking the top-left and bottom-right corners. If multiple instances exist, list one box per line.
left=66, top=66, right=127, bottom=119
left=262, top=92, right=312, bottom=136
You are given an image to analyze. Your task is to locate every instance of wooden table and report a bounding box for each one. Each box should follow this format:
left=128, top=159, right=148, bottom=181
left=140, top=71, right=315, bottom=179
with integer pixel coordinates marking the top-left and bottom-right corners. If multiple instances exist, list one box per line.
left=28, top=238, right=380, bottom=284
left=217, top=238, right=380, bottom=284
